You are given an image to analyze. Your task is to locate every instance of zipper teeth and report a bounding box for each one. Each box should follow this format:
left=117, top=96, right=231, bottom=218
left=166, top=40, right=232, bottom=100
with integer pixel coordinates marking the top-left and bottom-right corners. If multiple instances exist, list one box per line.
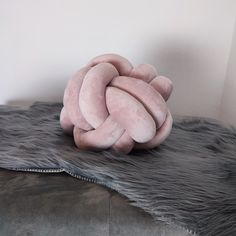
left=64, top=170, right=97, bottom=183
left=8, top=167, right=64, bottom=173
left=8, top=167, right=98, bottom=184
left=7, top=167, right=196, bottom=236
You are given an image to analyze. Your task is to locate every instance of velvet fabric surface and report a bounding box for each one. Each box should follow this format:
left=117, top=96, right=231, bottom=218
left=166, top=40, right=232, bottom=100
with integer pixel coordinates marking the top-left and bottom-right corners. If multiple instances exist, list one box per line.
left=60, top=54, right=173, bottom=154
left=0, top=102, right=236, bottom=236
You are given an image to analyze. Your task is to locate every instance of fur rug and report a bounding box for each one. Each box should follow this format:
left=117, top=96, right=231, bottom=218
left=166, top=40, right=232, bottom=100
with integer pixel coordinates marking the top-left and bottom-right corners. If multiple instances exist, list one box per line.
left=0, top=102, right=235, bottom=236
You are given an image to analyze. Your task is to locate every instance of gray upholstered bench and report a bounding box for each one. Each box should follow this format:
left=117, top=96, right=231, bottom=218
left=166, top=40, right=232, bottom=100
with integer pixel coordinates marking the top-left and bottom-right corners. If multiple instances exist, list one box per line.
left=0, top=169, right=189, bottom=236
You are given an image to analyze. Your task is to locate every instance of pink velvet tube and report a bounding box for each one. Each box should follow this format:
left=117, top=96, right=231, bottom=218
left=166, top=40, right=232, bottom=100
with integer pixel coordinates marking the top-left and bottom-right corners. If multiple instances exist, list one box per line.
left=60, top=54, right=173, bottom=154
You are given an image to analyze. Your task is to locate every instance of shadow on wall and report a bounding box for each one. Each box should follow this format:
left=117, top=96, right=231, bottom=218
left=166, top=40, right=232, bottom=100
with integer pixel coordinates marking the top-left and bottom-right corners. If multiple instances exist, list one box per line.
left=6, top=100, right=35, bottom=107
left=6, top=76, right=67, bottom=107
left=142, top=37, right=218, bottom=118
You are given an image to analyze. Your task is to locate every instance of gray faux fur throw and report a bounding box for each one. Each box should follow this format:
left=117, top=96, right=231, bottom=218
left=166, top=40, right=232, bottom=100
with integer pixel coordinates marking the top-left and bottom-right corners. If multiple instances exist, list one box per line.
left=0, top=102, right=235, bottom=236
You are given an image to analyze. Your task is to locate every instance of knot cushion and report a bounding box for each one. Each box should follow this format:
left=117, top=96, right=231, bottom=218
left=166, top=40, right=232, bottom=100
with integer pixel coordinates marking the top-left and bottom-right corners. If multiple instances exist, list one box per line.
left=60, top=54, right=173, bottom=154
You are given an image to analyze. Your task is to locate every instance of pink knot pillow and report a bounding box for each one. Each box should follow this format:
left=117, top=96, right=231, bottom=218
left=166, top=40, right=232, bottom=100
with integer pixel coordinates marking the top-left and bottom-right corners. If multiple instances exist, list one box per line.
left=60, top=54, right=173, bottom=154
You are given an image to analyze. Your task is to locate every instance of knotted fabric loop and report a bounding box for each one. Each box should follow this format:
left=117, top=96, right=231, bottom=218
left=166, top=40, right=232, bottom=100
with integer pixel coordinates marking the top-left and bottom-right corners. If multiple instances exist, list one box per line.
left=60, top=54, right=173, bottom=154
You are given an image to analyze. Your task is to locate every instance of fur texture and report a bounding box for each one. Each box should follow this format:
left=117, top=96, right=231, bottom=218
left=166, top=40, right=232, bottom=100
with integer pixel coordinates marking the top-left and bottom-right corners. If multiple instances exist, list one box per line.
left=0, top=102, right=236, bottom=236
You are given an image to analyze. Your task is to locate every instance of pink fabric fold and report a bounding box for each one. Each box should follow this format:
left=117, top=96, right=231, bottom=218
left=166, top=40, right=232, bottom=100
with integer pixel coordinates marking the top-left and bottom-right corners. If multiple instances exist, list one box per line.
left=60, top=54, right=173, bottom=154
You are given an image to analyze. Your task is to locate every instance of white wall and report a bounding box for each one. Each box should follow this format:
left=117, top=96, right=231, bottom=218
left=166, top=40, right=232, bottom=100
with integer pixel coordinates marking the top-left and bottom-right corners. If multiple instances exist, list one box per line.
left=1, top=0, right=236, bottom=119
left=220, top=20, right=236, bottom=126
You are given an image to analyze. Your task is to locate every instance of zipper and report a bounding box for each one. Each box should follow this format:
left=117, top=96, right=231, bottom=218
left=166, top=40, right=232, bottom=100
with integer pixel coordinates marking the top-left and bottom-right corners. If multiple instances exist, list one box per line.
left=7, top=167, right=196, bottom=236
left=7, top=167, right=98, bottom=183
left=8, top=167, right=64, bottom=173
